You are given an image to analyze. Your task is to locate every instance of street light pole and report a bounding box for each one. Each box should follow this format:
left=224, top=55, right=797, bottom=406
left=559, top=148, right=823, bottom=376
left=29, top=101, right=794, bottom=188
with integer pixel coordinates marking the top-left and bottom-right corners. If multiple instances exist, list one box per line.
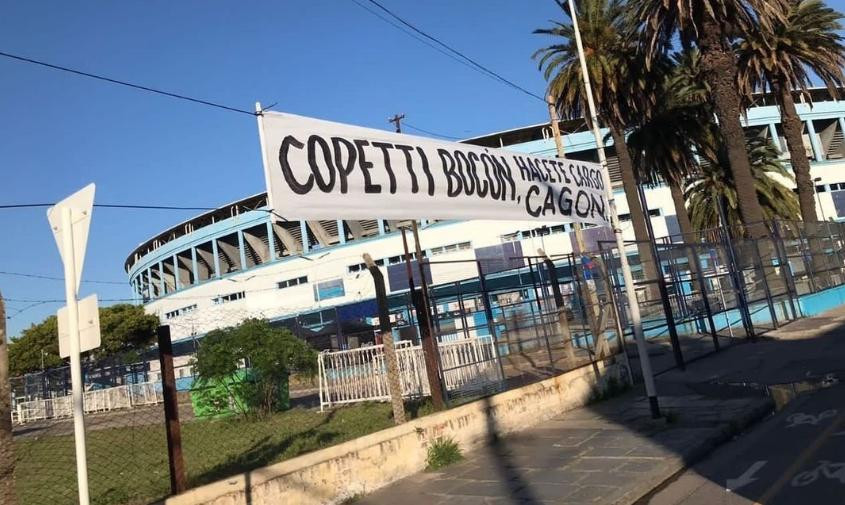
left=567, top=0, right=660, bottom=417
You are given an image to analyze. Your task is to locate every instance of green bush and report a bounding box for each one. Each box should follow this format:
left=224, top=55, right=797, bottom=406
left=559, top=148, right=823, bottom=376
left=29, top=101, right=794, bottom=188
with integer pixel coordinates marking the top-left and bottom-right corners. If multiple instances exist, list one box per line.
left=426, top=438, right=463, bottom=470
left=191, top=319, right=316, bottom=417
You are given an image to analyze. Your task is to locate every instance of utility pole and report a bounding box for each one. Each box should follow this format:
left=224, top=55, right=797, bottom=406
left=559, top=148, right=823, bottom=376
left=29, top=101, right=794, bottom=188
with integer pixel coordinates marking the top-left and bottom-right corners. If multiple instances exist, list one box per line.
left=0, top=290, right=17, bottom=505
left=568, top=0, right=660, bottom=417
left=388, top=114, right=405, bottom=133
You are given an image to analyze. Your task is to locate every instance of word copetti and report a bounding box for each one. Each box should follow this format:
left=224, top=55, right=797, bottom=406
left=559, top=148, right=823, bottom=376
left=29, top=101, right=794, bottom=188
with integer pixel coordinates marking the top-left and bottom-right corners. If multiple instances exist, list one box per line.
left=259, top=112, right=609, bottom=225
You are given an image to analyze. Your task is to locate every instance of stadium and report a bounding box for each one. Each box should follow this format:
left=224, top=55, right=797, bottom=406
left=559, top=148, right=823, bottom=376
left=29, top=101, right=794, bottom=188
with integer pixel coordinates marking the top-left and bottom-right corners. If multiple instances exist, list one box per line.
left=124, top=88, right=845, bottom=370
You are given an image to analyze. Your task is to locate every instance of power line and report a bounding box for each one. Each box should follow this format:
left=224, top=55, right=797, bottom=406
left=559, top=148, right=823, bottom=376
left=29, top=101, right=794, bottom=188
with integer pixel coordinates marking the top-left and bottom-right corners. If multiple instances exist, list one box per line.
left=348, top=0, right=495, bottom=78
left=0, top=271, right=125, bottom=285
left=0, top=203, right=217, bottom=211
left=0, top=50, right=257, bottom=116
left=403, top=122, right=462, bottom=140
left=359, top=0, right=545, bottom=103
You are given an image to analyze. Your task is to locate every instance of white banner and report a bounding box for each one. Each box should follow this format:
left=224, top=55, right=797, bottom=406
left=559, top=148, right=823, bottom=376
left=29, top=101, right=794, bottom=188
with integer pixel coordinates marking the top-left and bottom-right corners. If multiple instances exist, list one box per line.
left=257, top=112, right=609, bottom=225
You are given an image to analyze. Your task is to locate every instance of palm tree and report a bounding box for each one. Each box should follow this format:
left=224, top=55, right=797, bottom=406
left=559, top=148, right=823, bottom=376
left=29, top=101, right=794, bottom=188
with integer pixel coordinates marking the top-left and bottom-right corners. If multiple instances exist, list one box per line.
left=630, top=0, right=788, bottom=237
left=736, top=0, right=845, bottom=223
left=627, top=50, right=711, bottom=243
left=686, top=135, right=800, bottom=231
left=533, top=0, right=660, bottom=280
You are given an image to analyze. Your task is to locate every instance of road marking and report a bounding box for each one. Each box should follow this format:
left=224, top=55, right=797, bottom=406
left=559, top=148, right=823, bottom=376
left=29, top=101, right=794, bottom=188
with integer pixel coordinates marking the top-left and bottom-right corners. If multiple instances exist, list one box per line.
left=785, top=410, right=837, bottom=428
left=726, top=461, right=767, bottom=492
left=791, top=460, right=845, bottom=487
left=755, top=413, right=845, bottom=504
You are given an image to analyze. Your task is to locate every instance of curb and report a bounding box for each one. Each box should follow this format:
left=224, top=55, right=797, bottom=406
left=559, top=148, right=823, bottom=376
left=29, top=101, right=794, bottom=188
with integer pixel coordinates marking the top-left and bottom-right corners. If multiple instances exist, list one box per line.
left=616, top=397, right=775, bottom=505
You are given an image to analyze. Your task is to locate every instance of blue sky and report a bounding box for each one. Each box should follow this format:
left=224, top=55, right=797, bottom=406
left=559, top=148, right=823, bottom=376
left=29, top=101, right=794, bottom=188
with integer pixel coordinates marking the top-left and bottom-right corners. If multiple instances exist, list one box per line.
left=0, top=1, right=567, bottom=336
left=4, top=1, right=845, bottom=337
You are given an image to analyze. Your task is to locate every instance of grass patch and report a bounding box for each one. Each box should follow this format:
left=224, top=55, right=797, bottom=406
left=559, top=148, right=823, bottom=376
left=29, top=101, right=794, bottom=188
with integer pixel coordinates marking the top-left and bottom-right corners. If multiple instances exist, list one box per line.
left=14, top=400, right=432, bottom=505
left=588, top=376, right=631, bottom=404
left=426, top=437, right=463, bottom=470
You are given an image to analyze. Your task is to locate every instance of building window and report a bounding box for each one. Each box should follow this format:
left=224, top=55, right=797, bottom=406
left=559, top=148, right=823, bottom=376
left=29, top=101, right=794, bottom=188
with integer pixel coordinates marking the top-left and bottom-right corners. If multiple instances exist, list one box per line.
left=164, top=304, right=197, bottom=320
left=213, top=291, right=245, bottom=305
left=278, top=276, right=308, bottom=289
left=348, top=258, right=386, bottom=274
left=313, top=278, right=345, bottom=301
left=430, top=241, right=472, bottom=256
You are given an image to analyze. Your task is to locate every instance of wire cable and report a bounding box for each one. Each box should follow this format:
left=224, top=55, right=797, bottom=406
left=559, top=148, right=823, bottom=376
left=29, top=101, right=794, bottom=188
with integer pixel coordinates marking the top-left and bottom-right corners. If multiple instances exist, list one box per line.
left=0, top=50, right=257, bottom=116
left=0, top=271, right=125, bottom=285
left=360, top=0, right=545, bottom=103
left=0, top=203, right=217, bottom=211
left=403, top=122, right=462, bottom=140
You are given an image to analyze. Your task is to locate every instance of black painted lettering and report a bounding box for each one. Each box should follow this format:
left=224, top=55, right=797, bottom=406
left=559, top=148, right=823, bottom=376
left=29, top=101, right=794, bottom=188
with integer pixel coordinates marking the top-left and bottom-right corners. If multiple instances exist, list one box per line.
left=354, top=139, right=381, bottom=194
left=278, top=135, right=313, bottom=195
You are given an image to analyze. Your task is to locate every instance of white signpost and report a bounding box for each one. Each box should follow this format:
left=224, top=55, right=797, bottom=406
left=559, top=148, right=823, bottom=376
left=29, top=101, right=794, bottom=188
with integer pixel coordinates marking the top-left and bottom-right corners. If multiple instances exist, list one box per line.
left=47, top=183, right=98, bottom=505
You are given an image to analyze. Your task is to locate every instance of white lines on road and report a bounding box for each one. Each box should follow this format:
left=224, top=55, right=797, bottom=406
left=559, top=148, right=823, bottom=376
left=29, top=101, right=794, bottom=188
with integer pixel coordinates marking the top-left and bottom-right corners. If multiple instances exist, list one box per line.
left=726, top=461, right=767, bottom=493
left=791, top=460, right=845, bottom=487
left=786, top=410, right=838, bottom=428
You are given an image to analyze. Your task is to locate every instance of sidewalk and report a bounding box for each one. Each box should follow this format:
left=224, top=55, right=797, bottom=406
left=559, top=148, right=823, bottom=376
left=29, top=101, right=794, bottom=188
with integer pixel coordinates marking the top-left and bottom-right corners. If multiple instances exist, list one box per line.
left=357, top=306, right=845, bottom=505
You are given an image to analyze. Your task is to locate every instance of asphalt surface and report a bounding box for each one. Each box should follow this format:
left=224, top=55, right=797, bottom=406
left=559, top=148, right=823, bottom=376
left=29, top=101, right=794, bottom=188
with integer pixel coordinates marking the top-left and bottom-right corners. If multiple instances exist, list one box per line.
left=642, top=382, right=845, bottom=505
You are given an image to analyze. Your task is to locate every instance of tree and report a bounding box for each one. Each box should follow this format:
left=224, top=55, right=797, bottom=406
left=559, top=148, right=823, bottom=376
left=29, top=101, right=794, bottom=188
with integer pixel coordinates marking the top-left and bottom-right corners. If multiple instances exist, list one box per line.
left=8, top=304, right=159, bottom=376
left=736, top=0, right=845, bottom=223
left=1, top=291, right=18, bottom=505
left=192, top=319, right=316, bottom=417
left=686, top=135, right=800, bottom=231
left=534, top=0, right=661, bottom=282
left=630, top=0, right=788, bottom=237
left=627, top=50, right=711, bottom=242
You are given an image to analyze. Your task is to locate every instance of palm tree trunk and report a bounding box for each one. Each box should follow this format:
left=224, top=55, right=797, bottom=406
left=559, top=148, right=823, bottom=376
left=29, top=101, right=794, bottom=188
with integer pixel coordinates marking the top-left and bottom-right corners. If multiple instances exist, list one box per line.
left=608, top=125, right=660, bottom=293
left=668, top=179, right=696, bottom=243
left=698, top=17, right=768, bottom=238
left=0, top=291, right=17, bottom=505
left=774, top=79, right=819, bottom=223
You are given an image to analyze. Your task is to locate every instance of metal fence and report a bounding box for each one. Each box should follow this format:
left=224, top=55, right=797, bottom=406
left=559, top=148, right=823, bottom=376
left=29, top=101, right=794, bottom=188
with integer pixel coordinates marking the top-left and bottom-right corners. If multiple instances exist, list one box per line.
left=317, top=335, right=502, bottom=409
left=12, top=382, right=162, bottom=424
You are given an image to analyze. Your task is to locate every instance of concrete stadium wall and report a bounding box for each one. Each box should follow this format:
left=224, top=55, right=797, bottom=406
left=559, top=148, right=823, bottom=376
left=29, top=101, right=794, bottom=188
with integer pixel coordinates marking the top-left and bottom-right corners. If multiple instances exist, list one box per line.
left=164, top=357, right=624, bottom=505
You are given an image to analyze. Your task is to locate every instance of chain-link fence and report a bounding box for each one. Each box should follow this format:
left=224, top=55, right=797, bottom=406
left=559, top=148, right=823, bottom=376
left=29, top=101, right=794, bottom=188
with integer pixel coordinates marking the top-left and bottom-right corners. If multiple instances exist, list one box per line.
left=11, top=349, right=170, bottom=505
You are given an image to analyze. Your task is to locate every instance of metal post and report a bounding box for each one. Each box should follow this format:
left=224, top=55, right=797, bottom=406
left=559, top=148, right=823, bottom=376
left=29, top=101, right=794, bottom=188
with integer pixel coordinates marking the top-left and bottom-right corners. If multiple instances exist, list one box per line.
left=60, top=207, right=91, bottom=505
left=752, top=242, right=779, bottom=329
left=717, top=198, right=755, bottom=338
left=567, top=0, right=659, bottom=417
left=527, top=258, right=555, bottom=366
left=637, top=182, right=684, bottom=370
left=476, top=262, right=507, bottom=385
left=771, top=221, right=801, bottom=319
left=691, top=245, right=720, bottom=350
left=157, top=326, right=187, bottom=494
left=797, top=225, right=818, bottom=293
left=401, top=227, right=445, bottom=409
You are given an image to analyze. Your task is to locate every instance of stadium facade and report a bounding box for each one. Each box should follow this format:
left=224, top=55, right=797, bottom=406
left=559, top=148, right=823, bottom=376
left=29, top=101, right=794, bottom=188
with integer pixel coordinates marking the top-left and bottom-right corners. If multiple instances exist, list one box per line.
left=125, top=88, right=845, bottom=353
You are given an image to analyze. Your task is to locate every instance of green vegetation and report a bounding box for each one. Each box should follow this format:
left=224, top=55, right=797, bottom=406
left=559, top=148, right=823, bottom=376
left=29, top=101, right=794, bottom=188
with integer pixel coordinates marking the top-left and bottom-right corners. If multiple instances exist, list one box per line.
left=426, top=437, right=463, bottom=471
left=191, top=319, right=316, bottom=417
left=9, top=304, right=159, bottom=376
left=14, top=401, right=420, bottom=505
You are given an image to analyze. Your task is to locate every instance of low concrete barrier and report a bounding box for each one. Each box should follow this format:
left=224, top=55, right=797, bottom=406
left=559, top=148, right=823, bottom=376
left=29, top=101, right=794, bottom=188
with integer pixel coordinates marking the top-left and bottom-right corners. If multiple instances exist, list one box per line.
left=166, top=357, right=623, bottom=505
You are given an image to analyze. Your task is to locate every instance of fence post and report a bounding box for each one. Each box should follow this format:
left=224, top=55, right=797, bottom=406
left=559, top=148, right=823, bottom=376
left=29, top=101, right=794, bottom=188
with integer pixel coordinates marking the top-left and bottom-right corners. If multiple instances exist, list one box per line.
left=363, top=254, right=406, bottom=424
left=637, top=183, right=684, bottom=370
left=771, top=221, right=801, bottom=319
left=476, top=262, right=507, bottom=385
left=796, top=225, right=818, bottom=293
left=752, top=242, right=779, bottom=329
left=538, top=251, right=576, bottom=361
left=156, top=325, right=187, bottom=495
left=717, top=198, right=756, bottom=339
left=691, top=245, right=720, bottom=350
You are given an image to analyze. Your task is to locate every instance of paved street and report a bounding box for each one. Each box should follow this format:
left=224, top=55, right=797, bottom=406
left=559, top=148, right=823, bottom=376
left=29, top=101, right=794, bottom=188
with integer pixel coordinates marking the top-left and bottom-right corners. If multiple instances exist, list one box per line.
left=643, top=383, right=845, bottom=505
left=358, top=305, right=845, bottom=505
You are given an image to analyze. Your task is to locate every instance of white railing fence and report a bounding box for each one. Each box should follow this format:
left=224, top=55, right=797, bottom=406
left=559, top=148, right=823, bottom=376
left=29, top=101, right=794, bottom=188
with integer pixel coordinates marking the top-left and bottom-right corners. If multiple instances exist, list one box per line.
left=317, top=336, right=503, bottom=410
left=12, top=381, right=164, bottom=425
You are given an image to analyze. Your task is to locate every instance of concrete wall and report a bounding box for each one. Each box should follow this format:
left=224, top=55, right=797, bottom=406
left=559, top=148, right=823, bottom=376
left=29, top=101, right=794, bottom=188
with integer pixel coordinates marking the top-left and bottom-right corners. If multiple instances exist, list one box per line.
left=165, top=358, right=623, bottom=505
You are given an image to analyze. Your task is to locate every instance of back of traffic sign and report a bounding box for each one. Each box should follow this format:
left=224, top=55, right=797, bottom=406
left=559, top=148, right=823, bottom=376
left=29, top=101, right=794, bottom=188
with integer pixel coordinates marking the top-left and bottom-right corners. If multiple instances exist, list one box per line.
left=47, top=183, right=95, bottom=295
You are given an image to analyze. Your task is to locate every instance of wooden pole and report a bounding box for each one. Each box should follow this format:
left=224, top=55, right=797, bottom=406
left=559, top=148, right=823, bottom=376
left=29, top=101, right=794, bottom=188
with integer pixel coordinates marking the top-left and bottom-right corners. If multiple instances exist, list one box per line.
left=546, top=95, right=606, bottom=356
left=406, top=223, right=446, bottom=409
left=363, top=254, right=406, bottom=423
left=0, top=290, right=18, bottom=505
left=157, top=325, right=187, bottom=495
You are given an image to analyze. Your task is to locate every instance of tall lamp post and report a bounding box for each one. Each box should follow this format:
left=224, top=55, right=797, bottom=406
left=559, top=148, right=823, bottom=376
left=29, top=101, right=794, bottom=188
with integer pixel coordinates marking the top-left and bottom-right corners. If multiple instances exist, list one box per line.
left=567, top=0, right=660, bottom=417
